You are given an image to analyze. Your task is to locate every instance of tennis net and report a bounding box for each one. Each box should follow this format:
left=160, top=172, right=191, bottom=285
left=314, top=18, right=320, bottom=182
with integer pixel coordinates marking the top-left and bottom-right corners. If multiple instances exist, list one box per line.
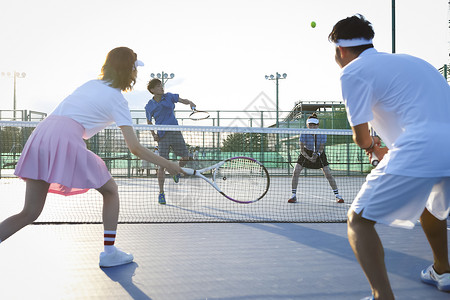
left=0, top=121, right=372, bottom=223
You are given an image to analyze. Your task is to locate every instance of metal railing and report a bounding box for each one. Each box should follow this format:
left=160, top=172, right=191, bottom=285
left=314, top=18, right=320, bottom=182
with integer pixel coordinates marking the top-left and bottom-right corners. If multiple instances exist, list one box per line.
left=0, top=110, right=47, bottom=121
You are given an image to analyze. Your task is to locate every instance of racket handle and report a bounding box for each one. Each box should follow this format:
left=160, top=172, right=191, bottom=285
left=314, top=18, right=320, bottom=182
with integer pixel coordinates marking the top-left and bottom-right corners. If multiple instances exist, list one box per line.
left=371, top=153, right=379, bottom=167
left=369, top=127, right=379, bottom=166
left=182, top=167, right=195, bottom=175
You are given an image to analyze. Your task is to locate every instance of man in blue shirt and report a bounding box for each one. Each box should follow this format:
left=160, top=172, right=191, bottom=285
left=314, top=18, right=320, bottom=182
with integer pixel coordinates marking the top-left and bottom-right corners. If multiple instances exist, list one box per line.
left=145, top=78, right=196, bottom=204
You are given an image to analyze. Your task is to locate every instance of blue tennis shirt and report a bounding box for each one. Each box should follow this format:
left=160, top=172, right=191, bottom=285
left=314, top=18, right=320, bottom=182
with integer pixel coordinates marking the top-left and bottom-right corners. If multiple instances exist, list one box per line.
left=145, top=92, right=179, bottom=137
left=299, top=133, right=327, bottom=151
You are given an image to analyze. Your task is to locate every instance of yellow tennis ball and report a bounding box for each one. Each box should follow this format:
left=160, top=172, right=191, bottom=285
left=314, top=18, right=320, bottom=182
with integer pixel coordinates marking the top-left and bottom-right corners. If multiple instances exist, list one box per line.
left=311, top=21, right=316, bottom=28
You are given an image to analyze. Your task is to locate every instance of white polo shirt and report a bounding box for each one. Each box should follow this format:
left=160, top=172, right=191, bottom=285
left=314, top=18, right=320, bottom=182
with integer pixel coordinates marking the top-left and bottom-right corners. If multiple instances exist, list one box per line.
left=51, top=80, right=133, bottom=139
left=340, top=48, right=450, bottom=177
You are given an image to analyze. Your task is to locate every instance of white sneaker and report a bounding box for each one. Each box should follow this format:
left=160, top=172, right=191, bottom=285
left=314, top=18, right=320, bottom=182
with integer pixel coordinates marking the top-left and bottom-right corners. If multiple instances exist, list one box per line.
left=421, top=264, right=450, bottom=292
left=99, top=248, right=134, bottom=268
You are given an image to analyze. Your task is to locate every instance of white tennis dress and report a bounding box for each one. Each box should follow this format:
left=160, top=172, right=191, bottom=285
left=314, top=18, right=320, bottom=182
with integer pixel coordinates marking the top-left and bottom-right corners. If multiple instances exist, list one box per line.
left=15, top=80, right=133, bottom=196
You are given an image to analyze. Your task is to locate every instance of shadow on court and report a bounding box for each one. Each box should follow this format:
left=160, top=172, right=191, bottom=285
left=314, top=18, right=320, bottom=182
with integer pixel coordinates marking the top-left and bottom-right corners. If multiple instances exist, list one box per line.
left=101, top=262, right=152, bottom=300
left=243, top=222, right=447, bottom=299
left=245, top=222, right=433, bottom=278
left=0, top=222, right=448, bottom=299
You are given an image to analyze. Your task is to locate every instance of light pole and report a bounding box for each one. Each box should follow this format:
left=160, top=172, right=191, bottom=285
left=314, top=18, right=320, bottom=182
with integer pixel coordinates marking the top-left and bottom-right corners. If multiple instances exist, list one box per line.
left=265, top=72, right=287, bottom=128
left=392, top=0, right=396, bottom=53
left=1, top=71, right=26, bottom=120
left=150, top=71, right=175, bottom=87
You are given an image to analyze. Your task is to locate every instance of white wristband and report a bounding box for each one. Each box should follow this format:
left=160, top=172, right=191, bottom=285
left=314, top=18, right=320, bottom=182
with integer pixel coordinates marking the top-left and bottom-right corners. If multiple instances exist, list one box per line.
left=363, top=137, right=375, bottom=150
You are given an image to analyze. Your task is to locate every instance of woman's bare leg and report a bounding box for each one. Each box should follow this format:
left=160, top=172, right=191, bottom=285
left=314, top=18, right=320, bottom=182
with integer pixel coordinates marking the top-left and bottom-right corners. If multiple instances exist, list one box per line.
left=97, top=179, right=120, bottom=231
left=0, top=179, right=49, bottom=241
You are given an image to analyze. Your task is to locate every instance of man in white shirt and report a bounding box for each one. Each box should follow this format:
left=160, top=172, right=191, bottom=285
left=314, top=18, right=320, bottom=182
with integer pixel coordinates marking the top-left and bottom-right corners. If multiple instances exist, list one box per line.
left=329, top=14, right=450, bottom=299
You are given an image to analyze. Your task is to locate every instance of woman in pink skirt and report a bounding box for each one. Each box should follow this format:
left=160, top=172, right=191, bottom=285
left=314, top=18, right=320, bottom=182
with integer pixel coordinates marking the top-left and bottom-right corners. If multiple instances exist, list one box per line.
left=0, top=47, right=183, bottom=267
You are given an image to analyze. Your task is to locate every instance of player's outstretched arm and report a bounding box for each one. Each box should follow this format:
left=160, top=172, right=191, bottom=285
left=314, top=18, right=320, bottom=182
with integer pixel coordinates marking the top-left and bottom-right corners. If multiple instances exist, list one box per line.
left=179, top=97, right=196, bottom=109
left=119, top=125, right=183, bottom=175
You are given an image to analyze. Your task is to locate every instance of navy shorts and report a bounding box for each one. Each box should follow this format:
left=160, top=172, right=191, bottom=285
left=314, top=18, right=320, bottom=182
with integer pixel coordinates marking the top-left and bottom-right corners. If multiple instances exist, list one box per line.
left=158, top=131, right=189, bottom=159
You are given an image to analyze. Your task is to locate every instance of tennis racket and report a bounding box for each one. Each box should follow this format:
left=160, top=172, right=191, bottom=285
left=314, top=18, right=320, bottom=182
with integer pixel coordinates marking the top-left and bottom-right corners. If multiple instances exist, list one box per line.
left=189, top=107, right=210, bottom=121
left=369, top=127, right=379, bottom=167
left=313, top=134, right=316, bottom=152
left=312, top=133, right=322, bottom=164
left=181, top=156, right=270, bottom=204
left=313, top=134, right=326, bottom=170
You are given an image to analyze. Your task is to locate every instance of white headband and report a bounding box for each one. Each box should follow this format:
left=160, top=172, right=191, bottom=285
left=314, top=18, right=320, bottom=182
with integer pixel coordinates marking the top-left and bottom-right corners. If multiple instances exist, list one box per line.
left=335, top=38, right=373, bottom=47
left=306, top=118, right=319, bottom=125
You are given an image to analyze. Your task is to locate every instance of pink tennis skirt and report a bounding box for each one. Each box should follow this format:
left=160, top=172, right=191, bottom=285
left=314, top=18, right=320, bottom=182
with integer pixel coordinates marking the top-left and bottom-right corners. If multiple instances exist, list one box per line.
left=14, top=115, right=112, bottom=196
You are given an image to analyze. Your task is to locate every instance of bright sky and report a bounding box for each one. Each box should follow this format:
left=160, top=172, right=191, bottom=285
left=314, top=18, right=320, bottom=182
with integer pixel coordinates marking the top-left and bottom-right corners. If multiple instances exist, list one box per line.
left=0, top=0, right=448, bottom=120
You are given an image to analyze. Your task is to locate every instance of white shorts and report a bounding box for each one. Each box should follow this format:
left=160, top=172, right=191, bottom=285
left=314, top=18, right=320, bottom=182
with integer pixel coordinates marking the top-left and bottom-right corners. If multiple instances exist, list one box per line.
left=351, top=163, right=450, bottom=229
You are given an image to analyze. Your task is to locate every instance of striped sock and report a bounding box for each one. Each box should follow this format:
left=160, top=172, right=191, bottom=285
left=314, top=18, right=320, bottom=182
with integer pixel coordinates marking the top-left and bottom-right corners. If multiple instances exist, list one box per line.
left=104, top=230, right=116, bottom=253
left=333, top=189, right=339, bottom=196
left=292, top=189, right=297, bottom=197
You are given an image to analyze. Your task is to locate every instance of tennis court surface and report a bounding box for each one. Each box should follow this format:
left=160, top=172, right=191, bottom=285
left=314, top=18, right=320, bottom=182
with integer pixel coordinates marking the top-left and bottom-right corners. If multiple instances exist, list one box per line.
left=1, top=122, right=449, bottom=299
left=1, top=222, right=449, bottom=300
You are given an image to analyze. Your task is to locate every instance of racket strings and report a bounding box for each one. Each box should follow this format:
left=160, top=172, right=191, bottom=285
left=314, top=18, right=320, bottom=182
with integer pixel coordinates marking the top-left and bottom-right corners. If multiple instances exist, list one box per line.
left=190, top=111, right=210, bottom=120
left=215, top=158, right=269, bottom=202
